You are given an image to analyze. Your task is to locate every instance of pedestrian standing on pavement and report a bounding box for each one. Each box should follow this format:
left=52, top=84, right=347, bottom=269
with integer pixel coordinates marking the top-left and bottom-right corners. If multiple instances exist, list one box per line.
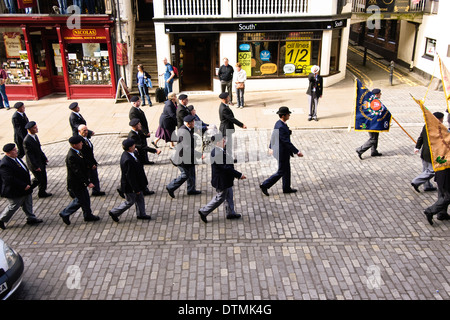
left=233, top=62, right=247, bottom=109
left=423, top=166, right=450, bottom=225
left=161, top=57, right=175, bottom=99
left=306, top=65, right=323, bottom=121
left=411, top=112, right=444, bottom=193
left=109, top=139, right=152, bottom=223
left=198, top=135, right=246, bottom=223
left=176, top=93, right=190, bottom=129
left=356, top=88, right=384, bottom=159
left=0, top=64, right=10, bottom=110
left=128, top=118, right=161, bottom=166
left=260, top=106, right=303, bottom=196
left=166, top=114, right=203, bottom=198
left=218, top=58, right=234, bottom=106
left=59, top=136, right=100, bottom=226
left=78, top=124, right=106, bottom=197
left=153, top=92, right=177, bottom=149
left=136, top=64, right=152, bottom=107
left=69, top=102, right=94, bottom=138
left=0, top=143, right=43, bottom=230
left=12, top=102, right=29, bottom=159
left=23, top=121, right=52, bottom=198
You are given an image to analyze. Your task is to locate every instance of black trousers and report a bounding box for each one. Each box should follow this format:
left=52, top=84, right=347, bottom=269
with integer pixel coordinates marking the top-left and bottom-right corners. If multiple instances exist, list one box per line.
left=261, top=157, right=292, bottom=191
left=31, top=167, right=48, bottom=195
left=425, top=186, right=450, bottom=218
left=357, top=132, right=379, bottom=155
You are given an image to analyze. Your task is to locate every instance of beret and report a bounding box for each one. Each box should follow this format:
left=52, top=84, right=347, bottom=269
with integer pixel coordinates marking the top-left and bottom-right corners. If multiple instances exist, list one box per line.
left=122, top=138, right=135, bottom=149
left=129, top=118, right=140, bottom=126
left=219, top=92, right=229, bottom=99
left=69, top=135, right=83, bottom=145
left=14, top=102, right=24, bottom=109
left=433, top=111, right=444, bottom=119
left=69, top=102, right=78, bottom=110
left=178, top=94, right=188, bottom=100
left=130, top=96, right=140, bottom=103
left=372, top=88, right=381, bottom=94
left=2, top=143, right=15, bottom=153
left=187, top=105, right=194, bottom=112
left=25, top=121, right=36, bottom=130
left=183, top=114, right=196, bottom=122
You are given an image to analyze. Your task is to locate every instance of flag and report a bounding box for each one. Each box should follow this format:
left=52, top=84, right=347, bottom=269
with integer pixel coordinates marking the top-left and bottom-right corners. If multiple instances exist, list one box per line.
left=438, top=55, right=450, bottom=111
left=354, top=79, right=392, bottom=132
left=414, top=96, right=450, bottom=172
left=17, top=0, right=37, bottom=9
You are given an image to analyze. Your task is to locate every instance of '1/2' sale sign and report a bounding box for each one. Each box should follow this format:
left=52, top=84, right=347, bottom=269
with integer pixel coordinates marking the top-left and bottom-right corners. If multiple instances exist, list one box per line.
left=285, top=41, right=311, bottom=76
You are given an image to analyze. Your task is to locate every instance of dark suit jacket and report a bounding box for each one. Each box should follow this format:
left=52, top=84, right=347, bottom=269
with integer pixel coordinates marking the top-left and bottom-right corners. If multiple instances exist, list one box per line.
left=12, top=111, right=28, bottom=144
left=69, top=112, right=93, bottom=138
left=219, top=102, right=244, bottom=136
left=23, top=134, right=47, bottom=172
left=129, top=106, right=150, bottom=136
left=127, top=130, right=157, bottom=155
left=65, top=148, right=90, bottom=192
left=306, top=73, right=323, bottom=97
left=210, top=147, right=242, bottom=190
left=176, top=103, right=190, bottom=129
left=159, top=99, right=177, bottom=131
left=171, top=125, right=202, bottom=167
left=416, top=125, right=431, bottom=163
left=80, top=136, right=97, bottom=168
left=270, top=120, right=299, bottom=161
left=119, top=151, right=148, bottom=193
left=0, top=156, right=32, bottom=198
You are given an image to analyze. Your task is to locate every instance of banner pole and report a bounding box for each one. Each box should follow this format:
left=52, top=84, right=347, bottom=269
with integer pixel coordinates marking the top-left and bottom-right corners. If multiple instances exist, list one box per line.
left=392, top=116, right=416, bottom=144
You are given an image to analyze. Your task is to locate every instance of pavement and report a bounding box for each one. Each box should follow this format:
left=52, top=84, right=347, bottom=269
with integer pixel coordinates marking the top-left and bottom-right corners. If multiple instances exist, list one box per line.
left=1, top=45, right=450, bottom=301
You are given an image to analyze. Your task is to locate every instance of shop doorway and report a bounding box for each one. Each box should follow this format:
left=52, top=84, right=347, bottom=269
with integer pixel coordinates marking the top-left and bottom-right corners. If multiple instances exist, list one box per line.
left=136, top=0, right=154, bottom=21
left=176, top=34, right=216, bottom=91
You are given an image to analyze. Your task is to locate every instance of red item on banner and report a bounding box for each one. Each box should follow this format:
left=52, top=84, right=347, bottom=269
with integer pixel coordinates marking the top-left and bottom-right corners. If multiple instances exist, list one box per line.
left=116, top=42, right=128, bottom=66
left=17, top=0, right=37, bottom=9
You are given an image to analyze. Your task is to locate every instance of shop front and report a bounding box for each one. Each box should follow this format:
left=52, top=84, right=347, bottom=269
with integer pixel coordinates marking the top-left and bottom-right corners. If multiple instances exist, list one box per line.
left=0, top=15, right=116, bottom=100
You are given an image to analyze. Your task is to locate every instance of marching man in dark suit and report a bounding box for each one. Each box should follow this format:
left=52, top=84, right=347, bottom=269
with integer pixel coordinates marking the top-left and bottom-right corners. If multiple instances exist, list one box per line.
left=11, top=102, right=29, bottom=158
left=129, top=96, right=152, bottom=164
left=59, top=136, right=100, bottom=226
left=108, top=139, right=152, bottom=223
left=0, top=143, right=43, bottom=230
left=218, top=92, right=247, bottom=137
left=23, top=121, right=52, bottom=198
left=78, top=124, right=105, bottom=196
left=69, top=102, right=94, bottom=138
left=260, top=106, right=303, bottom=196
left=128, top=118, right=161, bottom=165
left=176, top=94, right=190, bottom=129
left=166, top=114, right=203, bottom=198
left=198, top=135, right=246, bottom=223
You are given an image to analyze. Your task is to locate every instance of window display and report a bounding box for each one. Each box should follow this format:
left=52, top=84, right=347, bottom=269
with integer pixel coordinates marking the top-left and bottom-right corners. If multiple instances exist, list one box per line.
left=1, top=29, right=34, bottom=85
left=66, top=43, right=111, bottom=85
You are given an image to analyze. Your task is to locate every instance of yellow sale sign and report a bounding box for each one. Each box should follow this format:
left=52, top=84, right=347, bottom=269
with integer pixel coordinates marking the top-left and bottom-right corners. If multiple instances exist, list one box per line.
left=238, top=51, right=252, bottom=76
left=285, top=41, right=311, bottom=76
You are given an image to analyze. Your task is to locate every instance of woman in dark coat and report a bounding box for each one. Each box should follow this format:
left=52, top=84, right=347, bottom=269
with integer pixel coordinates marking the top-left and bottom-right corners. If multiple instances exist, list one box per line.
left=153, top=92, right=177, bottom=149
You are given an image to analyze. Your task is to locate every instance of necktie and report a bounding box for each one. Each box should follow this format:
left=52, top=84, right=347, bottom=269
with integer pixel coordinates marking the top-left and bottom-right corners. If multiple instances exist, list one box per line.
left=15, top=158, right=26, bottom=170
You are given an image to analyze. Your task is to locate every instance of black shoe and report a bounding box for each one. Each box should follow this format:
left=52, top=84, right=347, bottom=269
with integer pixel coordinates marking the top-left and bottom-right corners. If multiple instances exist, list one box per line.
left=38, top=192, right=53, bottom=198
left=313, top=117, right=318, bottom=121
left=151, top=141, right=158, bottom=148
left=0, top=221, right=5, bottom=230
left=60, top=214, right=71, bottom=226
left=226, top=213, right=242, bottom=220
left=424, top=187, right=437, bottom=192
left=424, top=211, right=434, bottom=226
left=166, top=187, right=175, bottom=198
left=371, top=152, right=383, bottom=157
left=117, top=188, right=125, bottom=199
left=137, top=215, right=152, bottom=220
left=356, top=151, right=363, bottom=160
left=143, top=190, right=155, bottom=196
left=283, top=189, right=298, bottom=194
left=260, top=185, right=269, bottom=196
left=109, top=211, right=119, bottom=223
left=84, top=215, right=100, bottom=222
left=411, top=183, right=420, bottom=193
left=26, top=218, right=43, bottom=225
left=187, top=190, right=202, bottom=195
left=143, top=161, right=155, bottom=165
left=307, top=116, right=312, bottom=121
left=92, top=191, right=106, bottom=196
left=198, top=210, right=208, bottom=223
left=437, top=213, right=450, bottom=221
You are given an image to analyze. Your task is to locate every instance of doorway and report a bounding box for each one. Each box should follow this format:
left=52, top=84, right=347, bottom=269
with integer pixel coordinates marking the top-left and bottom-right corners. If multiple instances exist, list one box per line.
left=175, top=34, right=217, bottom=91
left=136, top=0, right=154, bottom=21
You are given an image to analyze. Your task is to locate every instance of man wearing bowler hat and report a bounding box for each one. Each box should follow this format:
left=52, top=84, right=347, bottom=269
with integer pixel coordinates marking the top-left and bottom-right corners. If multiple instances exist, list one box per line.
left=11, top=102, right=29, bottom=159
left=69, top=102, right=94, bottom=138
left=59, top=135, right=100, bottom=226
left=0, top=143, right=43, bottom=230
left=166, top=114, right=203, bottom=198
left=260, top=106, right=303, bottom=196
left=23, top=121, right=52, bottom=198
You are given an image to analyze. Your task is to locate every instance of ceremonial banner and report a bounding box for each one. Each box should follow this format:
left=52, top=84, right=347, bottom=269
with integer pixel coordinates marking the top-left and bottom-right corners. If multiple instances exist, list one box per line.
left=438, top=55, right=450, bottom=111
left=415, top=96, right=450, bottom=172
left=354, top=79, right=392, bottom=132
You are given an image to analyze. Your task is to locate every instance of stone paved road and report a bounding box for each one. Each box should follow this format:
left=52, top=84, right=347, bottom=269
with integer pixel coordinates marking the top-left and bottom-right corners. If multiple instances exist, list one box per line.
left=2, top=122, right=450, bottom=300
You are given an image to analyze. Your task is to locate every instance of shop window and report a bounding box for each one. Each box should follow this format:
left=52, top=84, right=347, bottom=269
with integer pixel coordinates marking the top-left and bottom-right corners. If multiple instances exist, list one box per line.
left=330, top=29, right=341, bottom=73
left=66, top=43, right=112, bottom=85
left=30, top=31, right=49, bottom=83
left=0, top=28, right=31, bottom=85
left=377, top=20, right=386, bottom=40
left=388, top=20, right=398, bottom=43
left=423, top=38, right=436, bottom=60
left=237, top=32, right=321, bottom=78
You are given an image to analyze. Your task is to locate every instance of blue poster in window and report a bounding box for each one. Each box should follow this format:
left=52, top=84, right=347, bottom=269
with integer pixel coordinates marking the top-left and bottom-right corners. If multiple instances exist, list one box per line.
left=260, top=50, right=270, bottom=62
